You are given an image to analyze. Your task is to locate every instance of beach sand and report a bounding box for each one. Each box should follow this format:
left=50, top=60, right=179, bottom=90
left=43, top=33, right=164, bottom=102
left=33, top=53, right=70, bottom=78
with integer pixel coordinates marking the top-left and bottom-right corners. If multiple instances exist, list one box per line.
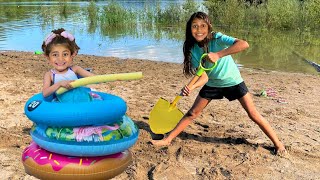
left=0, top=51, right=319, bottom=179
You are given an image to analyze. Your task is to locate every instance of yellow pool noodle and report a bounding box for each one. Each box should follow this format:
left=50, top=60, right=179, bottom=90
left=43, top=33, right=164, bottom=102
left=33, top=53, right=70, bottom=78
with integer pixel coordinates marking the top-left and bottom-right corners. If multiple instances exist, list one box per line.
left=56, top=72, right=143, bottom=95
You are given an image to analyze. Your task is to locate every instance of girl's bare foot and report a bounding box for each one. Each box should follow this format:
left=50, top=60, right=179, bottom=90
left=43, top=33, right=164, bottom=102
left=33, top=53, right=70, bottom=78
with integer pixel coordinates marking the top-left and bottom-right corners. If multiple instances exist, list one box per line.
left=151, top=138, right=171, bottom=146
left=275, top=143, right=289, bottom=157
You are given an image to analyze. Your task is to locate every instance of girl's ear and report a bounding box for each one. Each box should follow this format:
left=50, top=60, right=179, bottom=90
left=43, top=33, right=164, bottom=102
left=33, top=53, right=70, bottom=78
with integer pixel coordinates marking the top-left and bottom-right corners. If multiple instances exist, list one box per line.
left=72, top=51, right=78, bottom=58
left=44, top=54, right=50, bottom=60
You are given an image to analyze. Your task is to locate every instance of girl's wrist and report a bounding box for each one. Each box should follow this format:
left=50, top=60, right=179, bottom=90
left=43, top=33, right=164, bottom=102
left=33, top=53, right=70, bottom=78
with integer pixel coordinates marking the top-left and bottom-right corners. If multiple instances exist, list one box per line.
left=189, top=85, right=195, bottom=91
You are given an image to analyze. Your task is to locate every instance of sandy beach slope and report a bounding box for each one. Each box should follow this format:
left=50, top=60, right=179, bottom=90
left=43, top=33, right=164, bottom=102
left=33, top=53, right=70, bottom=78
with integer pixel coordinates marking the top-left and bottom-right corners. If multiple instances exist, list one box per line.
left=0, top=51, right=319, bottom=179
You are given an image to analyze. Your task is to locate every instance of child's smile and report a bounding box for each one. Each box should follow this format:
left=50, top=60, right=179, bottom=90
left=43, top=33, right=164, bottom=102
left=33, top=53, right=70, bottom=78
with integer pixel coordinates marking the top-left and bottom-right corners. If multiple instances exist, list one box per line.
left=55, top=62, right=66, bottom=66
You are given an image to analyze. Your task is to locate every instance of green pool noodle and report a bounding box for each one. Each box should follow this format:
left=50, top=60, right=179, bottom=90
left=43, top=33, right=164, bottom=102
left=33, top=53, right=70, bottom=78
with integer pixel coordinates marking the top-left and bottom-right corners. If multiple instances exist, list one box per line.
left=56, top=72, right=143, bottom=95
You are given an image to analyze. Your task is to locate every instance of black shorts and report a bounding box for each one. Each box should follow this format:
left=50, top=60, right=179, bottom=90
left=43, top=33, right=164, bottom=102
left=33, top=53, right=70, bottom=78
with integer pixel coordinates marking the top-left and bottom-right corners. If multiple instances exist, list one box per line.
left=199, top=81, right=248, bottom=101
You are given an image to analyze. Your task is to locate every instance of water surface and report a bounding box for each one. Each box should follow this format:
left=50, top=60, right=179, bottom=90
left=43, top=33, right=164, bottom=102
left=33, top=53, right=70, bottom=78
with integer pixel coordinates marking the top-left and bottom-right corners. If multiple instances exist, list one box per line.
left=0, top=1, right=319, bottom=74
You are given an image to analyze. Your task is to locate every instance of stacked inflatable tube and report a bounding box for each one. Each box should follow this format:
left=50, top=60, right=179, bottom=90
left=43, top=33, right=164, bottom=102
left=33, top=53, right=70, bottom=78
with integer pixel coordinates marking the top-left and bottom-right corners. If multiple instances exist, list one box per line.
left=22, top=73, right=142, bottom=179
left=24, top=92, right=127, bottom=127
left=22, top=142, right=132, bottom=180
left=30, top=115, right=139, bottom=156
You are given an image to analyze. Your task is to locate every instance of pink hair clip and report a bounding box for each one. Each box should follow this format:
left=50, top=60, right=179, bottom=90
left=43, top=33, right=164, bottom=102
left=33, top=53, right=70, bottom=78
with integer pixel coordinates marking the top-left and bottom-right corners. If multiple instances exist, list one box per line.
left=61, top=31, right=75, bottom=41
left=44, top=32, right=57, bottom=46
left=44, top=31, right=75, bottom=46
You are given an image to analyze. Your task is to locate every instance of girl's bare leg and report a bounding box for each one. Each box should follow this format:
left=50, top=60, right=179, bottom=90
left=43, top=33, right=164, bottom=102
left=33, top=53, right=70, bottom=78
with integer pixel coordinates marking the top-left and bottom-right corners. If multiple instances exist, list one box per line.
left=151, top=96, right=210, bottom=146
left=238, top=93, right=286, bottom=155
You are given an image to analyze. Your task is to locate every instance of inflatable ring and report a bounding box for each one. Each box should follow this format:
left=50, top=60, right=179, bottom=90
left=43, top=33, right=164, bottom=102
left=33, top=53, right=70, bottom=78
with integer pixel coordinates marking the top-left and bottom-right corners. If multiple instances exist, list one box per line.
left=30, top=115, right=139, bottom=156
left=24, top=91, right=127, bottom=127
left=22, top=142, right=132, bottom=180
left=56, top=72, right=143, bottom=95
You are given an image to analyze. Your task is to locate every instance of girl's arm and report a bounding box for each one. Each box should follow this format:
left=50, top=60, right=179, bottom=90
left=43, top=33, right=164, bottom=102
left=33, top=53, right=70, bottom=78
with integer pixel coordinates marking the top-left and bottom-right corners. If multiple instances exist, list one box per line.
left=181, top=72, right=208, bottom=96
left=191, top=71, right=208, bottom=89
left=208, top=39, right=249, bottom=63
left=42, top=71, right=73, bottom=97
left=72, top=65, right=94, bottom=78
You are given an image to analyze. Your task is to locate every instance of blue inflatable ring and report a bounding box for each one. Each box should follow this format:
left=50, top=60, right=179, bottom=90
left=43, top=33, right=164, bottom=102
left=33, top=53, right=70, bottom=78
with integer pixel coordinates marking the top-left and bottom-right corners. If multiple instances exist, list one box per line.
left=30, top=115, right=139, bottom=157
left=24, top=91, right=127, bottom=127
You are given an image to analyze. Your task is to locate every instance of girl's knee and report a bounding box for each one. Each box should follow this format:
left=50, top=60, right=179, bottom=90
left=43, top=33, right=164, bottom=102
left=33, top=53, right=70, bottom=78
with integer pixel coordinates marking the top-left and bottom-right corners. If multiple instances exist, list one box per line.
left=186, top=109, right=201, bottom=119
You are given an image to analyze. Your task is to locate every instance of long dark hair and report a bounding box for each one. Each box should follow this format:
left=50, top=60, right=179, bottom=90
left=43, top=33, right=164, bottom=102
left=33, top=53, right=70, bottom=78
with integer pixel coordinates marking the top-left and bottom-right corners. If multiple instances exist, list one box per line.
left=183, top=12, right=213, bottom=76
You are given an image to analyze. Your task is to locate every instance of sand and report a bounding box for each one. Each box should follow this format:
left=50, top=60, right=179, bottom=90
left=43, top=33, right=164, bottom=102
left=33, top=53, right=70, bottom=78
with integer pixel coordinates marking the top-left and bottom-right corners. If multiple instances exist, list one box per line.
left=0, top=51, right=319, bottom=179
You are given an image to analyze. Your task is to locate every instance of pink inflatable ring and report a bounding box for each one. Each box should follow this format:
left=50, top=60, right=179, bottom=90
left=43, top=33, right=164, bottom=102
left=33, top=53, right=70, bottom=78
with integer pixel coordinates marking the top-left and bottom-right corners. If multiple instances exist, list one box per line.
left=22, top=142, right=132, bottom=180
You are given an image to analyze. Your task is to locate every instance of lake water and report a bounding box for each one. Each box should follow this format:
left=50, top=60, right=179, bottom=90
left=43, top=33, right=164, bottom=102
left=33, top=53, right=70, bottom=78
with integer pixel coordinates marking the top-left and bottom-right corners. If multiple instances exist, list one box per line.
left=0, top=0, right=319, bottom=74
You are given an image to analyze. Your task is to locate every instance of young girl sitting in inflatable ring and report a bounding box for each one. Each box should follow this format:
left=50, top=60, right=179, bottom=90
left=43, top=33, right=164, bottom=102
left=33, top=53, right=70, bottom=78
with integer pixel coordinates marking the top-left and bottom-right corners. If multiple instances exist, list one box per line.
left=41, top=28, right=101, bottom=102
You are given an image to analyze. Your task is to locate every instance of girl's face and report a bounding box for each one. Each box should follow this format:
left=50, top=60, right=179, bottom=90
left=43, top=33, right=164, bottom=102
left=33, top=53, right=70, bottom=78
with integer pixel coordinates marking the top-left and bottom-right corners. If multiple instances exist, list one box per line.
left=191, top=18, right=210, bottom=42
left=47, top=44, right=73, bottom=73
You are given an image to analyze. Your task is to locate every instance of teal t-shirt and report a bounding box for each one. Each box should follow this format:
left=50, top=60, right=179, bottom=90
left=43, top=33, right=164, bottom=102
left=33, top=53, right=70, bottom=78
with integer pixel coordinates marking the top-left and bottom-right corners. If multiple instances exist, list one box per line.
left=191, top=32, right=243, bottom=87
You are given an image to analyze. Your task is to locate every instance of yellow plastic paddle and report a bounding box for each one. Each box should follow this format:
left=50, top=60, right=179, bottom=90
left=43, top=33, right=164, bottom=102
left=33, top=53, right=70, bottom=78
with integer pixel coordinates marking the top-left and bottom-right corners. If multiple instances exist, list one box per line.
left=149, top=54, right=217, bottom=134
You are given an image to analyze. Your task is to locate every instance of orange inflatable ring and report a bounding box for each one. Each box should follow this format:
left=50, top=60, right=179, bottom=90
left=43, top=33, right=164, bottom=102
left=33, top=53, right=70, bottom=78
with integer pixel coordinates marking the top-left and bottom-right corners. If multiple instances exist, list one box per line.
left=22, top=142, right=132, bottom=180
